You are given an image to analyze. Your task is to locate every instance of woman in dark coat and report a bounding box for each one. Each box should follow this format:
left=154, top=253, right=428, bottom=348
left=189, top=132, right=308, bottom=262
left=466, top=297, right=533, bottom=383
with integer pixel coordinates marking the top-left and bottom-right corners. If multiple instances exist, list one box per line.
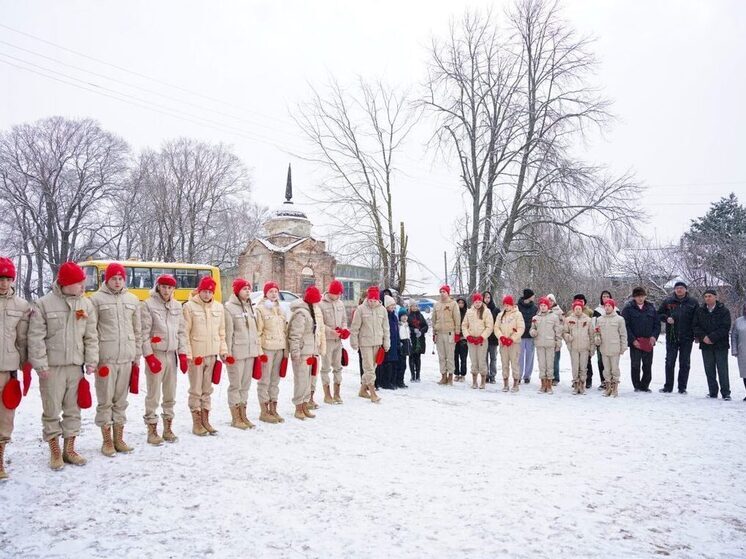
left=483, top=291, right=500, bottom=384
left=407, top=301, right=429, bottom=382
left=377, top=295, right=400, bottom=390
left=454, top=297, right=469, bottom=381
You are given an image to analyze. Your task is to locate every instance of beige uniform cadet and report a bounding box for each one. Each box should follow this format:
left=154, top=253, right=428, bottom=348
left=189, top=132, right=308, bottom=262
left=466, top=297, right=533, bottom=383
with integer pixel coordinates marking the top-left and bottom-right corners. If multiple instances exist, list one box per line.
left=287, top=287, right=326, bottom=420
left=432, top=286, right=461, bottom=385
left=595, top=301, right=627, bottom=397
left=461, top=297, right=494, bottom=389
left=140, top=274, right=186, bottom=444
left=224, top=282, right=260, bottom=430
left=319, top=284, right=347, bottom=405
left=495, top=302, right=525, bottom=391
left=563, top=304, right=595, bottom=394
left=255, top=282, right=288, bottom=424
left=90, top=265, right=142, bottom=455
left=183, top=277, right=227, bottom=436
left=28, top=262, right=98, bottom=469
left=530, top=298, right=562, bottom=393
left=349, top=287, right=388, bottom=403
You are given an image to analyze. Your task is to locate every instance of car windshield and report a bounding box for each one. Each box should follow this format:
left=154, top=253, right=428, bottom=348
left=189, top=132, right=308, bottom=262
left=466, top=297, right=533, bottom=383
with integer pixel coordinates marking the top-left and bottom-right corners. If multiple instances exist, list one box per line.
left=281, top=292, right=298, bottom=301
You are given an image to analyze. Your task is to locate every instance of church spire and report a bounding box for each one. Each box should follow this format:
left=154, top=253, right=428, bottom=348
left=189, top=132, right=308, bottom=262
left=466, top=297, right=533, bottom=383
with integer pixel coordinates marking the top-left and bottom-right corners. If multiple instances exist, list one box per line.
left=284, top=163, right=293, bottom=204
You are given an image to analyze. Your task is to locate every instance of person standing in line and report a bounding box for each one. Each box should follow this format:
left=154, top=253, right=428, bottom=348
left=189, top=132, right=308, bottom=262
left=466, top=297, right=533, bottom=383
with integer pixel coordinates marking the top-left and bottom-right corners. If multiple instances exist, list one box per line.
left=517, top=289, right=537, bottom=383
left=432, top=286, right=461, bottom=386
left=530, top=297, right=562, bottom=394
left=319, top=280, right=348, bottom=404
left=730, top=303, right=746, bottom=401
left=591, top=290, right=616, bottom=390
left=547, top=294, right=564, bottom=386
left=349, top=286, right=388, bottom=403
left=568, top=294, right=595, bottom=389
left=453, top=297, right=468, bottom=382
left=397, top=309, right=411, bottom=389
left=482, top=291, right=500, bottom=384
left=621, top=287, right=660, bottom=393
left=495, top=295, right=525, bottom=393
left=657, top=281, right=698, bottom=394
left=693, top=289, right=732, bottom=400
left=255, top=282, right=289, bottom=424
left=461, top=293, right=494, bottom=390
left=563, top=299, right=595, bottom=395
left=594, top=298, right=627, bottom=397
left=288, top=286, right=326, bottom=420
left=407, top=301, right=428, bottom=383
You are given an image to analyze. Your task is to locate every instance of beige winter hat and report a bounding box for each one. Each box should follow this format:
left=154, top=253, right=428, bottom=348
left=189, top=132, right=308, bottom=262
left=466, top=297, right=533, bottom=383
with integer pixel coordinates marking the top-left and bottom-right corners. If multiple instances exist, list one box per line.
left=384, top=295, right=397, bottom=308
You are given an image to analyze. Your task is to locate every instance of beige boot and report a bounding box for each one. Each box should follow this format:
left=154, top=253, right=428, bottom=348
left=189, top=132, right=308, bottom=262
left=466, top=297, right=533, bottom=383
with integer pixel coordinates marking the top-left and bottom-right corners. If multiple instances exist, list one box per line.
left=201, top=409, right=218, bottom=435
left=294, top=404, right=306, bottom=420
left=511, top=377, right=520, bottom=392
left=270, top=401, right=285, bottom=423
left=502, top=378, right=510, bottom=392
left=113, top=424, right=134, bottom=453
left=162, top=418, right=178, bottom=442
left=259, top=402, right=278, bottom=424
left=603, top=381, right=612, bottom=397
left=547, top=379, right=554, bottom=394
left=62, top=436, right=87, bottom=466
left=538, top=379, right=545, bottom=393
left=230, top=405, right=248, bottom=430
left=471, top=374, right=478, bottom=389
left=323, top=384, right=334, bottom=404
left=0, top=442, right=8, bottom=480
left=479, top=374, right=486, bottom=389
left=368, top=384, right=381, bottom=403
left=447, top=373, right=454, bottom=385
left=333, top=383, right=344, bottom=404
left=101, top=425, right=116, bottom=457
left=358, top=384, right=370, bottom=398
left=239, top=404, right=255, bottom=429
left=192, top=409, right=208, bottom=436
left=48, top=438, right=64, bottom=471
left=302, top=402, right=316, bottom=419
left=612, top=381, right=619, bottom=398
left=308, top=392, right=319, bottom=410
left=571, top=380, right=579, bottom=395
left=147, top=423, right=164, bottom=446
left=437, top=373, right=447, bottom=385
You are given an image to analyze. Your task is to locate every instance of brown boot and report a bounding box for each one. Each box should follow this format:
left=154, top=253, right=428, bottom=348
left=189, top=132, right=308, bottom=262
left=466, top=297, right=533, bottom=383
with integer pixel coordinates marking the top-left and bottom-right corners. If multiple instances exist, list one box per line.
left=230, top=405, right=248, bottom=430
left=437, top=373, right=447, bottom=385
left=294, top=404, right=306, bottom=420
left=547, top=380, right=554, bottom=394
left=322, top=384, right=334, bottom=404
left=368, top=384, right=381, bottom=403
left=571, top=380, right=579, bottom=395
left=333, top=383, right=344, bottom=404
left=201, top=409, right=218, bottom=435
left=62, top=436, right=87, bottom=466
left=270, top=401, right=285, bottom=423
left=302, top=402, right=316, bottom=419
left=162, top=418, right=178, bottom=442
left=192, top=409, right=208, bottom=436
left=612, top=381, right=619, bottom=398
left=471, top=374, right=478, bottom=389
left=358, top=384, right=370, bottom=398
left=113, top=424, right=134, bottom=453
left=511, top=377, right=520, bottom=392
left=603, top=381, right=612, bottom=397
left=239, top=404, right=255, bottom=429
left=0, top=442, right=8, bottom=481
left=259, top=402, right=278, bottom=424
left=578, top=381, right=586, bottom=395
left=101, top=425, right=116, bottom=457
left=147, top=423, right=164, bottom=446
left=447, top=373, right=454, bottom=385
left=48, top=438, right=64, bottom=470
left=502, top=378, right=510, bottom=392
left=308, top=392, right=319, bottom=410
left=479, top=374, right=486, bottom=389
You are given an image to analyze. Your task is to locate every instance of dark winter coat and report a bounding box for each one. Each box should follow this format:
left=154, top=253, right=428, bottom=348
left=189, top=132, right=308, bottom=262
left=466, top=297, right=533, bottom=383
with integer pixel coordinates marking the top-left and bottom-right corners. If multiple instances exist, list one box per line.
left=518, top=298, right=538, bottom=339
left=621, top=301, right=661, bottom=348
left=657, top=293, right=698, bottom=342
left=485, top=301, right=500, bottom=346
left=385, top=310, right=400, bottom=362
left=408, top=310, right=428, bottom=355
left=456, top=298, right=468, bottom=349
left=692, top=302, right=731, bottom=350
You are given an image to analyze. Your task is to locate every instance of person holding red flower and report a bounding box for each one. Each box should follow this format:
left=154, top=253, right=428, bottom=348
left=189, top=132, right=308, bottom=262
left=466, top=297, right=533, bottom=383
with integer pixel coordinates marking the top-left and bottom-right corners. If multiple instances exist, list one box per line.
left=349, top=286, right=389, bottom=403
left=461, top=293, right=494, bottom=389
left=140, top=273, right=187, bottom=445
left=529, top=297, right=562, bottom=394
left=432, top=285, right=461, bottom=386
left=319, top=280, right=348, bottom=405
left=495, top=295, right=526, bottom=392
left=563, top=300, right=595, bottom=395
left=594, top=299, right=628, bottom=397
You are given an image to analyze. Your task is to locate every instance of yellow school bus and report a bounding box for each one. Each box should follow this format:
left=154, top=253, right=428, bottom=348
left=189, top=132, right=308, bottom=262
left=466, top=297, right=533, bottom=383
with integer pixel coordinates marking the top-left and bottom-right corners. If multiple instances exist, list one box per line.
left=79, top=260, right=222, bottom=303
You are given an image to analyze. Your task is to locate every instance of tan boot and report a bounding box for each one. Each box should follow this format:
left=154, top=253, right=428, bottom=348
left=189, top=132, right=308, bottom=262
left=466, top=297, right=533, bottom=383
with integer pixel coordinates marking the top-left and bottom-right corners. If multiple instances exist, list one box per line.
left=447, top=373, right=454, bottom=385
left=48, top=438, right=64, bottom=471
left=571, top=380, right=579, bottom=395
left=62, top=436, right=87, bottom=466
left=603, top=381, right=612, bottom=397
left=162, top=418, right=178, bottom=442
left=294, top=404, right=306, bottom=420
left=113, top=424, right=134, bottom=453
left=333, top=383, right=344, bottom=404
left=358, top=384, right=370, bottom=398
left=368, top=384, right=381, bottom=403
left=547, top=380, right=554, bottom=394
left=239, top=404, right=255, bottom=429
left=259, top=402, right=278, bottom=424
left=147, top=423, right=164, bottom=446
left=479, top=374, right=486, bottom=389
left=612, top=381, right=619, bottom=398
left=578, top=380, right=585, bottom=395
left=322, top=384, right=334, bottom=404
left=437, top=374, right=447, bottom=385
left=302, top=402, right=316, bottom=419
left=308, top=392, right=319, bottom=410
left=230, top=405, right=248, bottom=430
left=192, top=409, right=208, bottom=436
left=201, top=409, right=218, bottom=435
left=538, top=379, right=545, bottom=393
left=511, top=377, right=520, bottom=392
left=502, top=378, right=510, bottom=392
left=0, top=443, right=8, bottom=480
left=270, top=401, right=285, bottom=423
left=101, top=425, right=116, bottom=457
left=471, top=374, right=478, bottom=389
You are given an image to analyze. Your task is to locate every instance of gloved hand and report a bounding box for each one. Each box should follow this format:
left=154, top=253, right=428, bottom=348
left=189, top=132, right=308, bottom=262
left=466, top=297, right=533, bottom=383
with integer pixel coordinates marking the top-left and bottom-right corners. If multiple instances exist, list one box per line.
left=414, top=328, right=421, bottom=337
left=260, top=354, right=269, bottom=363
left=454, top=334, right=461, bottom=343
left=178, top=353, right=188, bottom=373
left=194, top=356, right=204, bottom=366
left=225, top=355, right=236, bottom=365
left=145, top=354, right=162, bottom=374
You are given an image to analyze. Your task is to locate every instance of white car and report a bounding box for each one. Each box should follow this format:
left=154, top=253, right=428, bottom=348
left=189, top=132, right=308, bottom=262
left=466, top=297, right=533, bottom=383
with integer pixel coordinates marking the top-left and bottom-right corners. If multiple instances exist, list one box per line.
left=249, top=290, right=299, bottom=318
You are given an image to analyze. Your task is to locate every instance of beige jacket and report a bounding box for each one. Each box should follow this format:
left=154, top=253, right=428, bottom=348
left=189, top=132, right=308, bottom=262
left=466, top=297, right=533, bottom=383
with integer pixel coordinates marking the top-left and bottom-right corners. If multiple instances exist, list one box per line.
left=183, top=294, right=228, bottom=359
left=0, top=288, right=31, bottom=371
left=461, top=306, right=494, bottom=341
left=349, top=301, right=389, bottom=351
left=595, top=313, right=628, bottom=356
left=28, top=283, right=98, bottom=371
left=432, top=299, right=461, bottom=334
left=287, top=299, right=326, bottom=358
left=529, top=310, right=562, bottom=349
left=224, top=294, right=260, bottom=360
left=562, top=314, right=595, bottom=353
left=90, top=284, right=142, bottom=364
left=319, top=293, right=347, bottom=340
left=494, top=307, right=525, bottom=343
left=140, top=289, right=187, bottom=356
left=255, top=297, right=288, bottom=352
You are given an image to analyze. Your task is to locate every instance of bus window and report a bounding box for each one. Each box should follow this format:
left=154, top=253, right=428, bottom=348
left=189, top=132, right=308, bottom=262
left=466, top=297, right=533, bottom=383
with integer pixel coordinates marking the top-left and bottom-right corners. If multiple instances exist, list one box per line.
left=83, top=266, right=99, bottom=292
left=174, top=268, right=211, bottom=289
left=152, top=268, right=177, bottom=285
left=128, top=267, right=153, bottom=289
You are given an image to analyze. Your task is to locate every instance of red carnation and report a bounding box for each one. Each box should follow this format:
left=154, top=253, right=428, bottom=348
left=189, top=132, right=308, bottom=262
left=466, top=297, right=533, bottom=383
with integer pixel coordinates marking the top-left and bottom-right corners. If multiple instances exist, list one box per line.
left=194, top=356, right=204, bottom=366
left=225, top=355, right=236, bottom=365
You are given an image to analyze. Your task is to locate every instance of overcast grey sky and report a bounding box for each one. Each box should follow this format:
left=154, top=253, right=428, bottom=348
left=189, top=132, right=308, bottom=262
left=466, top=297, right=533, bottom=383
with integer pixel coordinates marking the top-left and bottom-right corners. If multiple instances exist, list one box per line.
left=1, top=0, right=744, bottom=290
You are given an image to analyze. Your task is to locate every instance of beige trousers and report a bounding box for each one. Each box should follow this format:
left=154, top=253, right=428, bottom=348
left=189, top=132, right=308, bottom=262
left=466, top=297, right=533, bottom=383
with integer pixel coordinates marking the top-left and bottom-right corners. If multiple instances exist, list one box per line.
left=144, top=350, right=178, bottom=424
left=95, top=362, right=131, bottom=427
left=360, top=346, right=378, bottom=386
left=569, top=350, right=590, bottom=383
left=257, top=349, right=283, bottom=404
left=291, top=355, right=312, bottom=405
left=468, top=343, right=488, bottom=376
left=321, top=338, right=343, bottom=386
left=536, top=347, right=555, bottom=380
left=602, top=354, right=621, bottom=382
left=500, top=344, right=521, bottom=380
left=188, top=355, right=217, bottom=411
left=435, top=333, right=456, bottom=376
left=227, top=357, right=254, bottom=406
left=40, top=365, right=83, bottom=442
left=0, top=372, right=15, bottom=443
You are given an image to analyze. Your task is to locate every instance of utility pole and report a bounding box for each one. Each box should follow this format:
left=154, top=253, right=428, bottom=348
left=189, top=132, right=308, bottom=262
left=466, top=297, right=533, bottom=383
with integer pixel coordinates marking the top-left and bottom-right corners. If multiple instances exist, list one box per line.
left=443, top=251, right=448, bottom=285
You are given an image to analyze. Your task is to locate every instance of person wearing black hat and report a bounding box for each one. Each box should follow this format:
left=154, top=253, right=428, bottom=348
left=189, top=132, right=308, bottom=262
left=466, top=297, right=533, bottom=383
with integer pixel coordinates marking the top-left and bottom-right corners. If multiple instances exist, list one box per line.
left=517, top=289, right=537, bottom=382
left=621, top=287, right=660, bottom=392
left=692, top=289, right=732, bottom=400
left=657, top=281, right=698, bottom=394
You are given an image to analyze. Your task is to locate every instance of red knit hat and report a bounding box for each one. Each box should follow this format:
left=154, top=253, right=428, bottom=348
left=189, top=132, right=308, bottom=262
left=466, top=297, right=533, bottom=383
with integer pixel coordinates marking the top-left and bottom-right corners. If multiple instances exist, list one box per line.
left=439, top=285, right=451, bottom=295
left=304, top=285, right=322, bottom=304
left=232, top=278, right=250, bottom=297
left=328, top=279, right=344, bottom=296
left=538, top=296, right=552, bottom=308
left=57, top=262, right=86, bottom=287
left=104, top=263, right=126, bottom=283
left=198, top=276, right=216, bottom=293
left=0, top=257, right=16, bottom=280
left=156, top=274, right=177, bottom=287
left=263, top=281, right=279, bottom=296
left=604, top=298, right=617, bottom=309
left=367, top=286, right=380, bottom=300
left=502, top=295, right=514, bottom=306
left=572, top=299, right=585, bottom=310
left=471, top=293, right=483, bottom=303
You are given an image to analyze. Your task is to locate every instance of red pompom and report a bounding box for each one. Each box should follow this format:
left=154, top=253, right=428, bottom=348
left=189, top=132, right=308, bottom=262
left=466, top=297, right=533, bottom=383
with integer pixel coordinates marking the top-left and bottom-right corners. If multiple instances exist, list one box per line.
left=77, top=377, right=92, bottom=409
left=1, top=377, right=22, bottom=409
left=194, top=356, right=204, bottom=366
left=129, top=363, right=140, bottom=394
left=151, top=336, right=162, bottom=344
left=98, top=365, right=110, bottom=378
left=225, top=355, right=236, bottom=365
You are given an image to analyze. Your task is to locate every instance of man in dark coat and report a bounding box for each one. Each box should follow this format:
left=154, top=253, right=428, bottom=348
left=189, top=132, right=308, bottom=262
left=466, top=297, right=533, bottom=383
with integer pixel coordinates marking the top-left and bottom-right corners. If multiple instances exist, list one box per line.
left=657, top=281, right=698, bottom=394
left=407, top=301, right=428, bottom=383
left=692, top=289, right=732, bottom=400
left=517, top=289, right=538, bottom=383
left=621, top=287, right=661, bottom=392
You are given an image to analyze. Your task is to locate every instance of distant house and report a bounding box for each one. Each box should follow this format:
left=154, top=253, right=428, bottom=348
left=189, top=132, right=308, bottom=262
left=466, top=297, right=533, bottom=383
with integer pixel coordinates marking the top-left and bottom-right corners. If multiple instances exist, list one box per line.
left=335, top=263, right=380, bottom=303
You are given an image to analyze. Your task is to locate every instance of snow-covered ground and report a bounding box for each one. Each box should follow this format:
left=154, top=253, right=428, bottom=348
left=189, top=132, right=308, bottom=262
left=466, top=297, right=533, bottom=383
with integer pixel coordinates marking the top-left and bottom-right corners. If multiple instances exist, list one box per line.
left=2, top=343, right=745, bottom=559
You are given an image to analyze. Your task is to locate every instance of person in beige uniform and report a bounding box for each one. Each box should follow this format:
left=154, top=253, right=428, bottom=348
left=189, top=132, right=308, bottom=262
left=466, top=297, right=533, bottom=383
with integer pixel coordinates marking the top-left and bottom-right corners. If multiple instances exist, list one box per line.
left=319, top=279, right=348, bottom=405
left=224, top=278, right=260, bottom=430
left=140, top=274, right=187, bottom=445
left=432, top=285, right=461, bottom=386
left=28, top=262, right=98, bottom=470
left=530, top=297, right=562, bottom=394
left=90, top=263, right=142, bottom=456
left=0, top=257, right=30, bottom=480
left=594, top=298, right=628, bottom=397
left=495, top=295, right=526, bottom=393
left=349, top=286, right=388, bottom=403
left=563, top=299, right=595, bottom=395
left=287, top=286, right=326, bottom=420
left=183, top=276, right=227, bottom=436
left=461, top=293, right=493, bottom=390
left=255, top=281, right=288, bottom=424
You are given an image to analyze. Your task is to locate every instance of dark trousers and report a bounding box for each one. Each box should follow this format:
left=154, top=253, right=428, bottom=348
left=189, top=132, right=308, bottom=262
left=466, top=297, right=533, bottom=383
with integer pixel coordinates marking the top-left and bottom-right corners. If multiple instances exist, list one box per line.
left=664, top=339, right=693, bottom=391
left=702, top=347, right=730, bottom=398
left=358, top=350, right=363, bottom=378
left=409, top=352, right=421, bottom=380
left=630, top=347, right=653, bottom=390
left=375, top=362, right=396, bottom=389
left=454, top=343, right=468, bottom=376
left=396, top=355, right=408, bottom=387
left=585, top=355, right=594, bottom=387
left=553, top=350, right=560, bottom=382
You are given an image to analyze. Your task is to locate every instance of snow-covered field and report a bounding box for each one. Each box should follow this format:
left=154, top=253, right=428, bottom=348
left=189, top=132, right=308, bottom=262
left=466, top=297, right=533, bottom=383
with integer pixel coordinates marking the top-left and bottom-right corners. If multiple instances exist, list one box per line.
left=2, top=343, right=745, bottom=559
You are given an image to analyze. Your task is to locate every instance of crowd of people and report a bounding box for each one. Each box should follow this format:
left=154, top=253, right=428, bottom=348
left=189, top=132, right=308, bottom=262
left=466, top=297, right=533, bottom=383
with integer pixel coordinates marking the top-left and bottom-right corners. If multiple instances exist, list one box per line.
left=0, top=256, right=744, bottom=481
